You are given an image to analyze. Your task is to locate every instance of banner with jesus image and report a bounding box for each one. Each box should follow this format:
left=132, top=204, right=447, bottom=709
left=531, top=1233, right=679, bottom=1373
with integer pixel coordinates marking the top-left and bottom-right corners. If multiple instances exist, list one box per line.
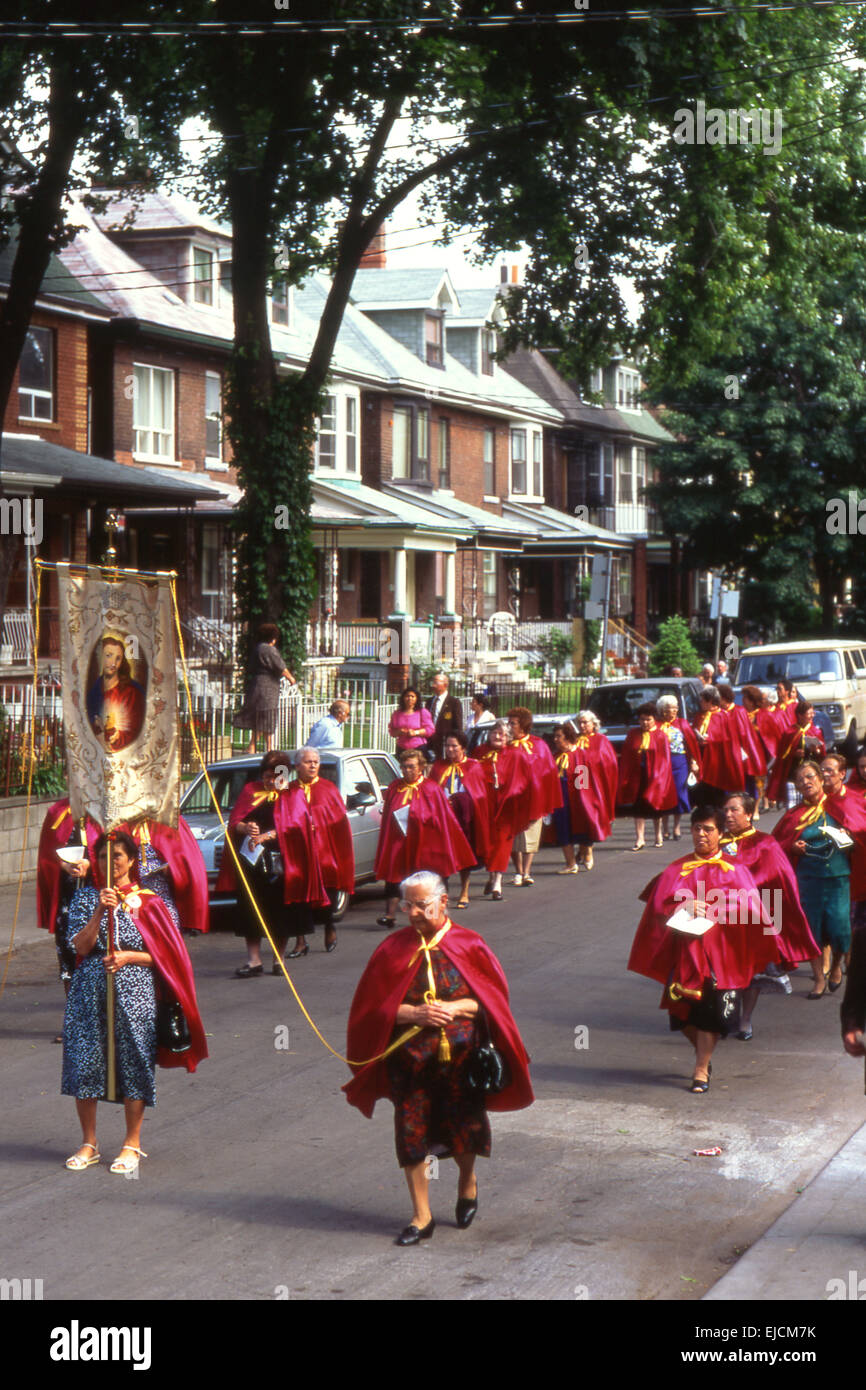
left=57, top=563, right=179, bottom=829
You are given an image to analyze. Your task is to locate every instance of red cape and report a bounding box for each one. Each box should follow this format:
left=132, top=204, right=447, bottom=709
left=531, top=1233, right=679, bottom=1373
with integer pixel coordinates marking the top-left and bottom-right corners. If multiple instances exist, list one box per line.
left=720, top=828, right=818, bottom=964
left=825, top=786, right=866, bottom=901
left=568, top=733, right=618, bottom=840
left=509, top=735, right=562, bottom=823
left=473, top=745, right=532, bottom=842
left=113, top=888, right=208, bottom=1073
left=629, top=853, right=782, bottom=999
left=693, top=707, right=745, bottom=792
left=429, top=756, right=491, bottom=863
left=374, top=777, right=476, bottom=884
left=343, top=921, right=533, bottom=1118
left=766, top=722, right=826, bottom=803
left=726, top=704, right=767, bottom=777
left=775, top=697, right=799, bottom=732
left=751, top=707, right=780, bottom=761
left=215, top=779, right=353, bottom=904
left=37, top=800, right=208, bottom=934
left=618, top=727, right=676, bottom=812
left=659, top=716, right=702, bottom=767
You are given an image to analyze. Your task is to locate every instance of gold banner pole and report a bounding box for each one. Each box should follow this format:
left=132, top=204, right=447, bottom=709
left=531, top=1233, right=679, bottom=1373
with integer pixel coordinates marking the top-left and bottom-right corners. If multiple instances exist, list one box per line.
left=105, top=832, right=117, bottom=1102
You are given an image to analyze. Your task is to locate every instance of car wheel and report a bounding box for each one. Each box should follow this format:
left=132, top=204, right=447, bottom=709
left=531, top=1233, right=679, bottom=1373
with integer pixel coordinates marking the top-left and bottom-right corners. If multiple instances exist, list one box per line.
left=331, top=890, right=350, bottom=924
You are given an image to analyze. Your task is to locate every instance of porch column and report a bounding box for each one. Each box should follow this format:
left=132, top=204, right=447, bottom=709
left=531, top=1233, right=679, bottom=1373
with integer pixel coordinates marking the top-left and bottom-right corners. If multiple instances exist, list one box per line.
left=390, top=546, right=408, bottom=618
left=443, top=550, right=456, bottom=617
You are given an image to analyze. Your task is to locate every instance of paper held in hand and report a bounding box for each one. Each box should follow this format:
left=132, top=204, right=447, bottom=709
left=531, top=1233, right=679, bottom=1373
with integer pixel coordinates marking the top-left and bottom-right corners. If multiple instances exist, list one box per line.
left=666, top=906, right=716, bottom=937
left=240, top=836, right=264, bottom=866
left=822, top=826, right=853, bottom=850
left=393, top=804, right=411, bottom=837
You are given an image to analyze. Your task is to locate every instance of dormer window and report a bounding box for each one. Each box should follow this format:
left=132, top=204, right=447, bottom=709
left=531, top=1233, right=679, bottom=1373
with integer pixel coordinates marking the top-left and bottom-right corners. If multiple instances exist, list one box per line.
left=425, top=313, right=443, bottom=368
left=272, top=281, right=291, bottom=327
left=481, top=329, right=496, bottom=376
left=192, top=245, right=216, bottom=306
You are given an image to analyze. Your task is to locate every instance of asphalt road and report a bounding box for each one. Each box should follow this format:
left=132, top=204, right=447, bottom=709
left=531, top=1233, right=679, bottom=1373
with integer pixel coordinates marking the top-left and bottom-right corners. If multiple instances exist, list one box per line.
left=3, top=812, right=865, bottom=1303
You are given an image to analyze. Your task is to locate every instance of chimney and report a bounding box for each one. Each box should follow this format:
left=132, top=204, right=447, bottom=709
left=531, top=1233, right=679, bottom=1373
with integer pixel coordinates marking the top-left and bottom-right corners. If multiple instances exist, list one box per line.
left=499, top=262, right=521, bottom=285
left=360, top=224, right=387, bottom=269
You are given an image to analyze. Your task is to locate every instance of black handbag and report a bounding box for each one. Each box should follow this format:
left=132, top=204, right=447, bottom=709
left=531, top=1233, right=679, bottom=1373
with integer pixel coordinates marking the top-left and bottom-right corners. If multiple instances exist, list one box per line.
left=156, top=997, right=192, bottom=1054
left=465, top=1007, right=511, bottom=1096
left=260, top=843, right=284, bottom=884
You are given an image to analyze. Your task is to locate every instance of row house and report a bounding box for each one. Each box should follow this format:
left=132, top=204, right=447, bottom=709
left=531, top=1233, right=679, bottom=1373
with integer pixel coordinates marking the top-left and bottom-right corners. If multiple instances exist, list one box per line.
left=0, top=230, right=221, bottom=672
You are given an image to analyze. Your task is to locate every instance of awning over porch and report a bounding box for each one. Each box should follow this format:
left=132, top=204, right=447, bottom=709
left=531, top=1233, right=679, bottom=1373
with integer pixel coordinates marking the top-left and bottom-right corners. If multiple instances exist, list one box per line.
left=502, top=499, right=630, bottom=556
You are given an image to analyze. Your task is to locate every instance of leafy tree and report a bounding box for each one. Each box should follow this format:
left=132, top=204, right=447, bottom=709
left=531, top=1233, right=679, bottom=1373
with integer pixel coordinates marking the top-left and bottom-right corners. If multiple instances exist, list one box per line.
left=648, top=615, right=701, bottom=677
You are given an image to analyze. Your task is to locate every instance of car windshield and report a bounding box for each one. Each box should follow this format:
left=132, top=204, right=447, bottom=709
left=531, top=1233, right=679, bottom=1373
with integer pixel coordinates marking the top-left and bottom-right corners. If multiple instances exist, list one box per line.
left=587, top=685, right=679, bottom=725
left=180, top=760, right=337, bottom=815
left=737, top=651, right=844, bottom=685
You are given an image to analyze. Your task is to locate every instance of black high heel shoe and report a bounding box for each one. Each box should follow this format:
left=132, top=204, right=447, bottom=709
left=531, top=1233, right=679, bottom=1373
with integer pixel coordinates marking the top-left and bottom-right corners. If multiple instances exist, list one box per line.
left=325, top=934, right=337, bottom=953
left=395, top=1217, right=435, bottom=1246
left=287, top=944, right=309, bottom=959
left=456, top=1185, right=478, bottom=1229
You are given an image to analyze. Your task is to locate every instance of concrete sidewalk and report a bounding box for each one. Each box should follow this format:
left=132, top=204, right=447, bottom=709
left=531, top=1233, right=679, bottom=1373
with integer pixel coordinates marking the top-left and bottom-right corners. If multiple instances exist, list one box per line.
left=705, top=1112, right=866, bottom=1301
left=0, top=878, right=47, bottom=957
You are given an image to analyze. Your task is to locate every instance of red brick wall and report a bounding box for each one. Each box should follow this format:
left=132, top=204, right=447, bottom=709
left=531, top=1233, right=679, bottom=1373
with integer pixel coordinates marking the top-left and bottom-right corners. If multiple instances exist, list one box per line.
left=363, top=392, right=509, bottom=513
left=3, top=312, right=88, bottom=451
left=110, top=338, right=234, bottom=475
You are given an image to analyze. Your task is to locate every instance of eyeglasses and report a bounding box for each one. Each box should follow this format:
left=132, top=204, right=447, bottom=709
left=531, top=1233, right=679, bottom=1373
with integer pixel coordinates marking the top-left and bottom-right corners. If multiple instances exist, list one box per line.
left=398, top=898, right=440, bottom=913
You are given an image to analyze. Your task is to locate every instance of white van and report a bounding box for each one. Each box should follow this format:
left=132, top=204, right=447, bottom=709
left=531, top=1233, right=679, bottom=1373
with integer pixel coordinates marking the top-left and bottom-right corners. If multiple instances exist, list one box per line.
left=734, top=640, right=866, bottom=751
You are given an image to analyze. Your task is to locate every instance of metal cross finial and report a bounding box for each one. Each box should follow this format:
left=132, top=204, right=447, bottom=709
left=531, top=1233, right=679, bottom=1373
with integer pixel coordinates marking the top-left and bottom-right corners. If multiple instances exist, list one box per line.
left=103, top=509, right=120, bottom=567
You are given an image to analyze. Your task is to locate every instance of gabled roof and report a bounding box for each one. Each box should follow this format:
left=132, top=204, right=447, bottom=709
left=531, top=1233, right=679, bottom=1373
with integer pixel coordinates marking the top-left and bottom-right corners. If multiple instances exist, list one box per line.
left=503, top=498, right=629, bottom=550
left=449, top=286, right=501, bottom=325
left=501, top=347, right=673, bottom=444
left=351, top=267, right=459, bottom=311
left=88, top=188, right=231, bottom=241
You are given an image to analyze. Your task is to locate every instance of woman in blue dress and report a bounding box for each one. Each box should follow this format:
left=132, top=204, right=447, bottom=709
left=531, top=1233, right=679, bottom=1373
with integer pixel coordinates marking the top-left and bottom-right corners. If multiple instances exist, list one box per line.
left=62, top=832, right=171, bottom=1175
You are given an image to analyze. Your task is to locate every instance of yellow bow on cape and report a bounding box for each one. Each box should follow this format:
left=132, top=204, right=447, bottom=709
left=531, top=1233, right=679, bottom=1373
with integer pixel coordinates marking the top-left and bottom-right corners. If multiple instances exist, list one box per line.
left=679, top=853, right=736, bottom=876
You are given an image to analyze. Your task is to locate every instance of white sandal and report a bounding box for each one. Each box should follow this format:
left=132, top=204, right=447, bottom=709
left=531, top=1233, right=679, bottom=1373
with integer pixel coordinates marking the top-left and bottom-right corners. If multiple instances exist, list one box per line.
left=110, top=1146, right=147, bottom=1175
left=66, top=1142, right=100, bottom=1171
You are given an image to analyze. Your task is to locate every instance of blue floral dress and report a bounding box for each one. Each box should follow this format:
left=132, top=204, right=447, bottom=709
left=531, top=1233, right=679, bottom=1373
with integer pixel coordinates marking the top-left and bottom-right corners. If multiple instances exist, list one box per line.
left=61, top=885, right=157, bottom=1106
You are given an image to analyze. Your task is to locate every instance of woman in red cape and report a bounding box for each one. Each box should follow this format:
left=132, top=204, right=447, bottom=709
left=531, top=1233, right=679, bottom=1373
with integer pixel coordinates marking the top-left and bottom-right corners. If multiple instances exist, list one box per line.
left=216, top=749, right=318, bottom=975
left=506, top=706, right=561, bottom=885
left=656, top=696, right=702, bottom=843
left=766, top=702, right=826, bottom=806
left=741, top=685, right=778, bottom=810
left=718, top=684, right=767, bottom=789
left=62, top=830, right=206, bottom=1175
left=273, top=746, right=355, bottom=957
left=628, top=805, right=782, bottom=1091
left=618, top=702, right=677, bottom=849
left=343, top=870, right=532, bottom=1243
left=430, top=731, right=490, bottom=909
left=474, top=720, right=530, bottom=900
left=847, top=749, right=866, bottom=798
left=692, top=687, right=745, bottom=800
left=720, top=792, right=823, bottom=1036
left=374, top=748, right=475, bottom=929
left=568, top=710, right=618, bottom=869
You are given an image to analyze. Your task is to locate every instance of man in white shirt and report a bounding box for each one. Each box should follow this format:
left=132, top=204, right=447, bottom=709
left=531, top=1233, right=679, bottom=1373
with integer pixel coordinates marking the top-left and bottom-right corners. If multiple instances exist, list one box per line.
left=307, top=700, right=350, bottom=749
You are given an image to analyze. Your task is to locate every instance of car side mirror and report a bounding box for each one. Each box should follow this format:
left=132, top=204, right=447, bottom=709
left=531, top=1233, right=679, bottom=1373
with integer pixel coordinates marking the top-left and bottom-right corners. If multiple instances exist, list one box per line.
left=347, top=783, right=377, bottom=811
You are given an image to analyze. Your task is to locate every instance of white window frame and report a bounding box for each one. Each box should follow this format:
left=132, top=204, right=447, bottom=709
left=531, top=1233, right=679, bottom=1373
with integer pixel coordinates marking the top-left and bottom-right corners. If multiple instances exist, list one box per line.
left=312, top=385, right=362, bottom=475
left=510, top=428, right=527, bottom=496
left=191, top=244, right=217, bottom=308
left=205, top=371, right=226, bottom=470
left=132, top=363, right=177, bottom=464
left=483, top=427, right=496, bottom=498
left=532, top=430, right=543, bottom=498
left=18, top=325, right=54, bottom=422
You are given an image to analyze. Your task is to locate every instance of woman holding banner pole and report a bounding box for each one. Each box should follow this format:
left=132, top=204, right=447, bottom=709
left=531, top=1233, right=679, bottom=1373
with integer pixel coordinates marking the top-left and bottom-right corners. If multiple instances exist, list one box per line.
left=62, top=831, right=206, bottom=1174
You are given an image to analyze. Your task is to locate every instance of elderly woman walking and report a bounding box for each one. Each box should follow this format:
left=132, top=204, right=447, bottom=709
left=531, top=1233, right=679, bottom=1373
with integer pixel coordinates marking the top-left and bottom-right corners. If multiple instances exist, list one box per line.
left=568, top=709, right=618, bottom=870
left=657, top=695, right=701, bottom=842
left=374, top=749, right=476, bottom=929
left=344, top=870, right=533, bottom=1243
left=62, top=831, right=206, bottom=1173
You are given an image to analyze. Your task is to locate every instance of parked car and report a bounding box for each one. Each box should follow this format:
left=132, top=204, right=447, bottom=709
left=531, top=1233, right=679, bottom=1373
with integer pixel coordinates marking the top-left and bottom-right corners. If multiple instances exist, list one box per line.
left=733, top=640, right=866, bottom=756
left=585, top=677, right=705, bottom=754
left=179, top=748, right=401, bottom=922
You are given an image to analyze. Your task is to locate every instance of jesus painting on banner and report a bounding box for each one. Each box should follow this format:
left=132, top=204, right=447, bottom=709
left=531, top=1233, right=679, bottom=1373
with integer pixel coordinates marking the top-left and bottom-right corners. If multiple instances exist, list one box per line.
left=86, top=634, right=147, bottom=753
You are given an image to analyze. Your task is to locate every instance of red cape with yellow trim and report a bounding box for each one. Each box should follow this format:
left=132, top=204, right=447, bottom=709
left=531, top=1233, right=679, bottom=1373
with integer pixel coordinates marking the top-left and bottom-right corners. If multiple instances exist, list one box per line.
left=568, top=732, right=618, bottom=841
left=628, top=853, right=782, bottom=998
left=373, top=777, right=475, bottom=884
left=343, top=922, right=533, bottom=1118
left=429, top=756, right=491, bottom=863
left=618, top=727, right=676, bottom=811
left=720, top=829, right=818, bottom=964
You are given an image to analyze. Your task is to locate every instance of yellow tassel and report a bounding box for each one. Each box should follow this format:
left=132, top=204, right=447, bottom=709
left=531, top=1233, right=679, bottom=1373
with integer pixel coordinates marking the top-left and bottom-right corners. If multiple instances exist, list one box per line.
left=438, top=1029, right=451, bottom=1063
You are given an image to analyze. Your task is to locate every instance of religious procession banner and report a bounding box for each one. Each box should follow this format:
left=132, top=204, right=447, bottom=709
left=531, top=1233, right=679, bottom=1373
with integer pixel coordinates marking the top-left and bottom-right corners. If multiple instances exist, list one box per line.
left=56, top=563, right=179, bottom=829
